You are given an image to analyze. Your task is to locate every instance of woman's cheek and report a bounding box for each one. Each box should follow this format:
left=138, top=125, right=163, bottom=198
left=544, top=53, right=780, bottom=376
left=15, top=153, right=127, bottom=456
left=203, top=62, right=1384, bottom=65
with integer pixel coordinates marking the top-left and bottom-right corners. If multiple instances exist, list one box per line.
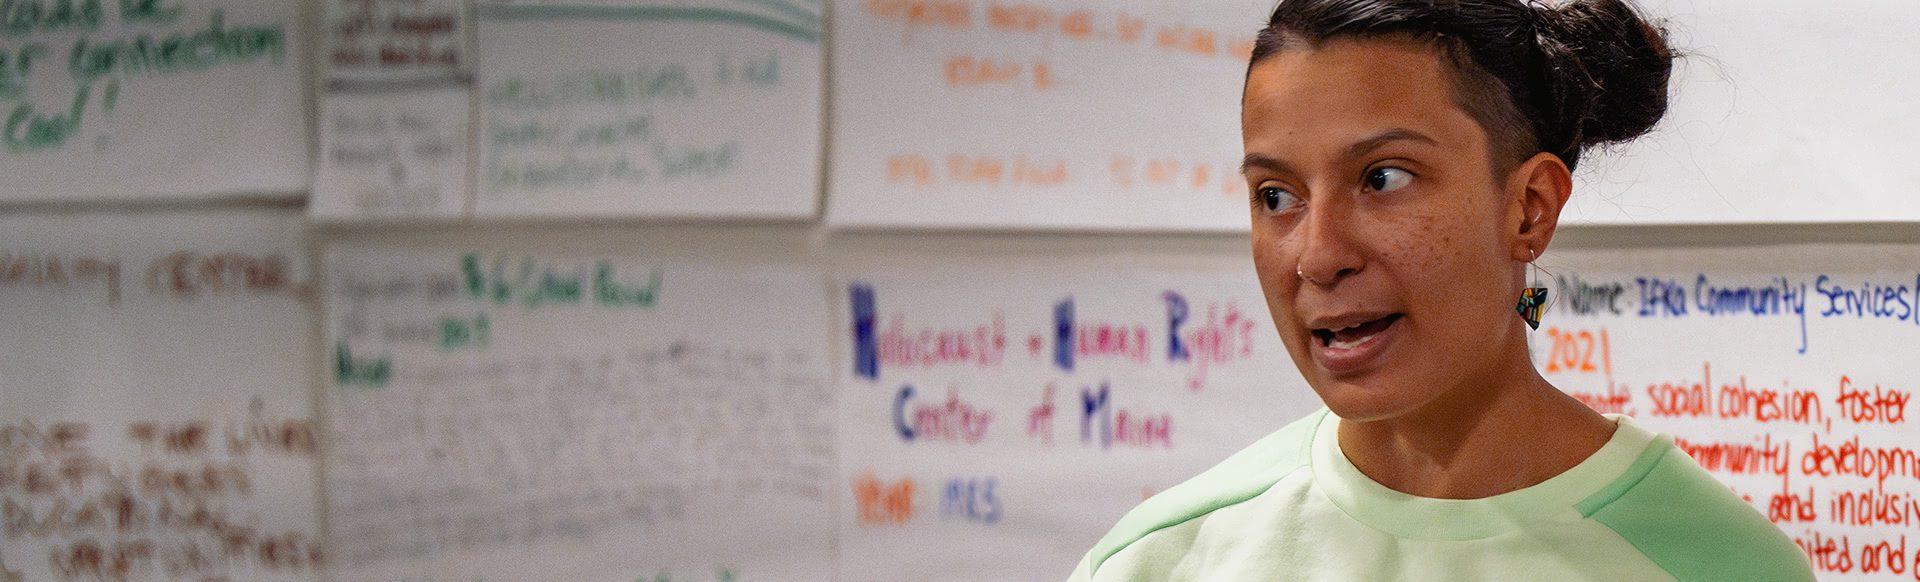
left=1249, top=229, right=1296, bottom=291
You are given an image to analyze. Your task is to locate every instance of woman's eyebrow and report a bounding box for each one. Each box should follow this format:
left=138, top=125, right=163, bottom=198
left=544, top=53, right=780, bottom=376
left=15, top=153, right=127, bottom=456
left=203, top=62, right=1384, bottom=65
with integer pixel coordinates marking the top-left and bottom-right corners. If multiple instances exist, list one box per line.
left=1240, top=153, right=1299, bottom=177
left=1344, top=128, right=1439, bottom=160
left=1242, top=129, right=1438, bottom=177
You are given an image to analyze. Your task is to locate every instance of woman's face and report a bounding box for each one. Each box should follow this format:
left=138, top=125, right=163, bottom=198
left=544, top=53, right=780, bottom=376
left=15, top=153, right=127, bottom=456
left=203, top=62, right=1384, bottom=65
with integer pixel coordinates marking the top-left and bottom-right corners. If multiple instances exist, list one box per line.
left=1241, top=37, right=1535, bottom=422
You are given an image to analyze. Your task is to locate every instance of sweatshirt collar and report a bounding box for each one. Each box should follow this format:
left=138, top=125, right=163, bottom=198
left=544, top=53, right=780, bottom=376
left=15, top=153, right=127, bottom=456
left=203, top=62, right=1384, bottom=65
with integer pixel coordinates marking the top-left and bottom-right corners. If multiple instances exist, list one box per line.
left=1308, top=409, right=1662, bottom=541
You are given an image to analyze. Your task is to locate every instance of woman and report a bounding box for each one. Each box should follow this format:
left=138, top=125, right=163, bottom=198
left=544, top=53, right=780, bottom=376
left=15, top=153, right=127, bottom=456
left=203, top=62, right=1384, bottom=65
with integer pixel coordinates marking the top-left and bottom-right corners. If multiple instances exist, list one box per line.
left=1070, top=0, right=1814, bottom=580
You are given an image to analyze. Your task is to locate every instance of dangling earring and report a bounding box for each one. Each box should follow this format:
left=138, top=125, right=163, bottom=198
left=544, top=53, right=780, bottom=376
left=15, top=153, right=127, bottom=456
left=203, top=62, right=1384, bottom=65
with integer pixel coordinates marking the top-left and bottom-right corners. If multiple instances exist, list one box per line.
left=1516, top=248, right=1550, bottom=330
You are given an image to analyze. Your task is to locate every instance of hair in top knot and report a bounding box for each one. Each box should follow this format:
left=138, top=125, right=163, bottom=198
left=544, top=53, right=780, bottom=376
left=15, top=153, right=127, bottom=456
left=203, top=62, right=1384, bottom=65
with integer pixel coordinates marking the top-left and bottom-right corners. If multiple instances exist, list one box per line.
left=1248, top=0, right=1676, bottom=174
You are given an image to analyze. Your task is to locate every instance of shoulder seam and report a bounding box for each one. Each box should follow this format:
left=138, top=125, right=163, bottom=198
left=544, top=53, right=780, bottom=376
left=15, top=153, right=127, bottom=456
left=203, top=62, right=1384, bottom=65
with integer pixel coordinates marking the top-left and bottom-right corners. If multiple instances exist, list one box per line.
left=1584, top=446, right=1815, bottom=582
left=1085, top=409, right=1326, bottom=576
left=1090, top=463, right=1311, bottom=576
left=1575, top=434, right=1671, bottom=517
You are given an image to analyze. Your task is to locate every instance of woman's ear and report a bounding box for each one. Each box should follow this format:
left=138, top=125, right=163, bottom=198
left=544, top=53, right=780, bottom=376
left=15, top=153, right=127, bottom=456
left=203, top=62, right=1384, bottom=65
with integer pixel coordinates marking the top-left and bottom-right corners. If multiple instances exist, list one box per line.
left=1507, top=151, right=1573, bottom=261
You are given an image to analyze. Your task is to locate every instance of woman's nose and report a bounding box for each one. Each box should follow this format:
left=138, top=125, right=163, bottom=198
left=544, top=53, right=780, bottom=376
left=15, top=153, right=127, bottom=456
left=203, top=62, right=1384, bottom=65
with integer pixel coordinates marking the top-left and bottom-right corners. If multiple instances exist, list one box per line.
left=1293, top=198, right=1365, bottom=287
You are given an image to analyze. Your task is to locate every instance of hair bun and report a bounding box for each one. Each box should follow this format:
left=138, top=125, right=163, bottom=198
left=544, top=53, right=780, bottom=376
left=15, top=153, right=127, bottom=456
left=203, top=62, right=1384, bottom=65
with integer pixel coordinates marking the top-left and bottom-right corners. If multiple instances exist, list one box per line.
left=1531, top=0, right=1675, bottom=158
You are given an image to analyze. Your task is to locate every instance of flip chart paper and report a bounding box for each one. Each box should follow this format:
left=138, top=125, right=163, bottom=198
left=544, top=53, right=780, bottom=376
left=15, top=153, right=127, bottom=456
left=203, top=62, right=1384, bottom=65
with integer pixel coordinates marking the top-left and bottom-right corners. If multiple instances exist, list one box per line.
left=836, top=261, right=1318, bottom=580
left=471, top=1, right=824, bottom=219
left=0, top=209, right=320, bottom=580
left=0, top=0, right=307, bottom=202
left=827, top=0, right=1268, bottom=231
left=322, top=245, right=837, bottom=580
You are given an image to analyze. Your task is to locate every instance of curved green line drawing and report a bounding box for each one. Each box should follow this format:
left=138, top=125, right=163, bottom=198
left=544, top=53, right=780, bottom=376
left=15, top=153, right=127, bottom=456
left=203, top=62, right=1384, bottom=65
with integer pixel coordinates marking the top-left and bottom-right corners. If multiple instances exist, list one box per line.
left=477, top=4, right=822, bottom=43
left=731, top=0, right=820, bottom=24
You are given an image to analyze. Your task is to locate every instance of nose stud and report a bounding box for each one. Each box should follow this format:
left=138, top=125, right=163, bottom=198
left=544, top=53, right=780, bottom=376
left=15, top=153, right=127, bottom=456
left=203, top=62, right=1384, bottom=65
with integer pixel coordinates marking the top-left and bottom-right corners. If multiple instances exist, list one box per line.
left=1297, top=265, right=1326, bottom=286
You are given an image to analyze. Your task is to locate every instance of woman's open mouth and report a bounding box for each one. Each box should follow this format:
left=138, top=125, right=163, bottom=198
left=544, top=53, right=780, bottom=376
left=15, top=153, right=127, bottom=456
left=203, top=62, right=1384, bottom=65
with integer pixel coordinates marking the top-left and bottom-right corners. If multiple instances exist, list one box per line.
left=1309, top=313, right=1404, bottom=374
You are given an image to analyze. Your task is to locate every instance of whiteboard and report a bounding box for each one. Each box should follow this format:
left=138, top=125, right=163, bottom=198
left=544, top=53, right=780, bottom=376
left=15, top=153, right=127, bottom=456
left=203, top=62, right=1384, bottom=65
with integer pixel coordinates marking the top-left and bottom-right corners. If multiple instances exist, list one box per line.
left=321, top=244, right=837, bottom=581
left=1540, top=243, right=1920, bottom=579
left=1546, top=0, right=1920, bottom=225
left=0, top=0, right=307, bottom=202
left=470, top=0, right=824, bottom=219
left=826, top=0, right=1268, bottom=231
left=0, top=209, right=320, bottom=580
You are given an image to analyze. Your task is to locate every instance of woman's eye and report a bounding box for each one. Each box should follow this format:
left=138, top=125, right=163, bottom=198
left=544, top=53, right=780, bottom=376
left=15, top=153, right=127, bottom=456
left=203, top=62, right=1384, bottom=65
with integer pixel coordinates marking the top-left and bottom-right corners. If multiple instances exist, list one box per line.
left=1365, top=167, right=1414, bottom=192
left=1256, top=186, right=1297, bottom=213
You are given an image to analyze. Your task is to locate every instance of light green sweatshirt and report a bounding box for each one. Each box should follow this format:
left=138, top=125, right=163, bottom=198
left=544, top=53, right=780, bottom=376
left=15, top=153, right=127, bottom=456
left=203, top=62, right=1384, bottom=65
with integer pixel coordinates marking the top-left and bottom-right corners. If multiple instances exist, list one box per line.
left=1070, top=408, right=1814, bottom=581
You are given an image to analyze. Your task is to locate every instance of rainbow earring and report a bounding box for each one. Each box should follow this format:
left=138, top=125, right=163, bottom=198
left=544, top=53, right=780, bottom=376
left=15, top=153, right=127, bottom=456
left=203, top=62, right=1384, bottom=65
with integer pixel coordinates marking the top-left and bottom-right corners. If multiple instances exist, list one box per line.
left=1516, top=249, right=1549, bottom=330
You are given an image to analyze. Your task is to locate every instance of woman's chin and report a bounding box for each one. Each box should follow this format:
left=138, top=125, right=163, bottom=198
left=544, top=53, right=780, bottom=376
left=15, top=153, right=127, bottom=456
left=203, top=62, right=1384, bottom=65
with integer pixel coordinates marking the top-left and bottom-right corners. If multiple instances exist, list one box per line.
left=1312, top=380, right=1435, bottom=423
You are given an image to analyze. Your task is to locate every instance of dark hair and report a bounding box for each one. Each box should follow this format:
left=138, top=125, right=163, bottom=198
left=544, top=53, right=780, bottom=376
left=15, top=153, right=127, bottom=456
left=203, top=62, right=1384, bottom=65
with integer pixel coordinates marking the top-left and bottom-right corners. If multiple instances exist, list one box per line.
left=1248, top=0, right=1675, bottom=174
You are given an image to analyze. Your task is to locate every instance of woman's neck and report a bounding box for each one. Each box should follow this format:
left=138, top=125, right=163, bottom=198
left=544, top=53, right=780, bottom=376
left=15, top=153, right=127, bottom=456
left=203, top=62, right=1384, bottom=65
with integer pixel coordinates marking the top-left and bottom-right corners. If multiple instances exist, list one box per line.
left=1335, top=341, right=1616, bottom=500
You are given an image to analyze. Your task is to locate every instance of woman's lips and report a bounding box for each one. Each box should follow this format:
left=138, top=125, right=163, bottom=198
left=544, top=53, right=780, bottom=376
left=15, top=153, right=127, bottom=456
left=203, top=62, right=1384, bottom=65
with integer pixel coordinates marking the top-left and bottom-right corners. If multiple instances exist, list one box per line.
left=1309, top=313, right=1403, bottom=375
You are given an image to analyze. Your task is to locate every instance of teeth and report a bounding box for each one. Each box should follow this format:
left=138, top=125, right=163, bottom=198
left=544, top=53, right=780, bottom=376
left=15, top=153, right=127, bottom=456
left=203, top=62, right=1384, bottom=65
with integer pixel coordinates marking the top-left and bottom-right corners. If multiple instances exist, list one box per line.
left=1325, top=329, right=1379, bottom=350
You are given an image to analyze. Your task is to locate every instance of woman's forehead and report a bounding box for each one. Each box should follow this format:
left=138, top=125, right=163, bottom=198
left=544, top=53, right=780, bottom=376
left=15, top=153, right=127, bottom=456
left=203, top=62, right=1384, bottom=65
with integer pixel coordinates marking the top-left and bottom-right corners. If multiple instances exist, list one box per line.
left=1242, top=38, right=1485, bottom=159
